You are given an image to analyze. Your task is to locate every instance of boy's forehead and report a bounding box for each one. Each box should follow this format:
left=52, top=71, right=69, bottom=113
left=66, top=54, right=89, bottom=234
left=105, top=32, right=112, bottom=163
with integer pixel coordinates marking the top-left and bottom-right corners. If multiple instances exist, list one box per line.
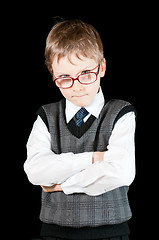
left=52, top=54, right=97, bottom=74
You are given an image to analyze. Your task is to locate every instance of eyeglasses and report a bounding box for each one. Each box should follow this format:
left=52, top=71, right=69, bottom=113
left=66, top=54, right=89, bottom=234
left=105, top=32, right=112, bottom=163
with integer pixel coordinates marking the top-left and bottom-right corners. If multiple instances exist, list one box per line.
left=53, top=65, right=100, bottom=89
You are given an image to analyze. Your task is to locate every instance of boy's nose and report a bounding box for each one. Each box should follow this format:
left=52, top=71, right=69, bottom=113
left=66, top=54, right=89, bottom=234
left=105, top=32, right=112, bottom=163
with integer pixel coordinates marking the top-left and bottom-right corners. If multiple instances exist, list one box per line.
left=72, top=79, right=84, bottom=91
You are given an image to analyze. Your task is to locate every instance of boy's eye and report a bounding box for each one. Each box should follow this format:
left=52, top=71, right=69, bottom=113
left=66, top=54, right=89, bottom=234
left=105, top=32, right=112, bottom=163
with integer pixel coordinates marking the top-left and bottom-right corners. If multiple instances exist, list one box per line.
left=59, top=75, right=70, bottom=78
left=58, top=70, right=90, bottom=78
left=81, top=70, right=90, bottom=74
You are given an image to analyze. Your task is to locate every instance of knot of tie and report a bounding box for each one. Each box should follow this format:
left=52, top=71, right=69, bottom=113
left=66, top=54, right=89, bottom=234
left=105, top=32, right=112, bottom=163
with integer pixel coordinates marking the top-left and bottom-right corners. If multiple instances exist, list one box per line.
left=74, top=108, right=89, bottom=127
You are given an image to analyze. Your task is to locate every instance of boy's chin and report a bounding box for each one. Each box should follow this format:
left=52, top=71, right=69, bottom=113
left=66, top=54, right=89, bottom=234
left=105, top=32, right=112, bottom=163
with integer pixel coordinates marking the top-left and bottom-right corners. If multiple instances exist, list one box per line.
left=72, top=98, right=93, bottom=107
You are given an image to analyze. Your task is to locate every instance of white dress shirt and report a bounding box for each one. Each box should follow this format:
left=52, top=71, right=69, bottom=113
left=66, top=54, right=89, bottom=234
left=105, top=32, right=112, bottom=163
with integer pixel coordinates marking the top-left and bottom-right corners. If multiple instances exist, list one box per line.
left=24, top=88, right=136, bottom=196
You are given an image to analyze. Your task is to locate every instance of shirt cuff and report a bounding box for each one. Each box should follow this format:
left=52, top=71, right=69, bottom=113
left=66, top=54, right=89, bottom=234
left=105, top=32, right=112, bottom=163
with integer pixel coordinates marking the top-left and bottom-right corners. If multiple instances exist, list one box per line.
left=61, top=176, right=81, bottom=194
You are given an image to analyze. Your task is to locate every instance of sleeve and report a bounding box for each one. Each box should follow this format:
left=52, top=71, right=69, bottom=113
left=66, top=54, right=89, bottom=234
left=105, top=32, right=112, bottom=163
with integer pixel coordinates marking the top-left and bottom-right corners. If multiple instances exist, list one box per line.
left=61, top=112, right=136, bottom=196
left=24, top=116, right=93, bottom=186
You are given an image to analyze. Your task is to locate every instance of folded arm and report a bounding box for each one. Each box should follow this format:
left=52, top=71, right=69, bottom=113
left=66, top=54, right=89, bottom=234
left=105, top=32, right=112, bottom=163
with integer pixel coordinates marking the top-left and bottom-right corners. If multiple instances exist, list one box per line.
left=40, top=151, right=104, bottom=192
left=24, top=111, right=136, bottom=196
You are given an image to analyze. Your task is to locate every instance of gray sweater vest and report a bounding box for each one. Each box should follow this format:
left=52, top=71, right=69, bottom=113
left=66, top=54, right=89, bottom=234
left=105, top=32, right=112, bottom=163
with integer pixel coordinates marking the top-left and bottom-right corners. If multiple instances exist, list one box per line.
left=39, top=98, right=135, bottom=227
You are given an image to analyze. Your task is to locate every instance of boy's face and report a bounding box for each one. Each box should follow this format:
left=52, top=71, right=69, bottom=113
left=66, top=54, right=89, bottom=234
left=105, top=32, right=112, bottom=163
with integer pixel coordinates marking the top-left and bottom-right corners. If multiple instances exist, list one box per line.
left=52, top=54, right=106, bottom=107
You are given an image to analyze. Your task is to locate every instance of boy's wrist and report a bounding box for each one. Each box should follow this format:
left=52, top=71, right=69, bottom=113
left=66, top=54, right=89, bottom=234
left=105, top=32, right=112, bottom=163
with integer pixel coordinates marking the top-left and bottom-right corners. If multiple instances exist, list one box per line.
left=92, top=152, right=105, bottom=164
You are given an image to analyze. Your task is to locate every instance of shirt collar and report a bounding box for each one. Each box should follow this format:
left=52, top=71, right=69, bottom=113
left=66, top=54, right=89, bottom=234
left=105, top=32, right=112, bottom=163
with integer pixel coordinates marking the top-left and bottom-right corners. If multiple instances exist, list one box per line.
left=66, top=87, right=105, bottom=123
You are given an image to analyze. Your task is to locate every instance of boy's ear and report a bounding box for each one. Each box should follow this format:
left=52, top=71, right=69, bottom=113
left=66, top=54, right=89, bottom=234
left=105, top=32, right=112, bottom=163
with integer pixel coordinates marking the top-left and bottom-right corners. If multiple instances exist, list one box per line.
left=100, top=58, right=106, bottom=77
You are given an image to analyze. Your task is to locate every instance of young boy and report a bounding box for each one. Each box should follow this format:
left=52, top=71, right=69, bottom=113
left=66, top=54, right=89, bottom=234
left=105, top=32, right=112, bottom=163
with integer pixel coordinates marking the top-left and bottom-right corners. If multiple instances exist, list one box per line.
left=24, top=19, right=136, bottom=240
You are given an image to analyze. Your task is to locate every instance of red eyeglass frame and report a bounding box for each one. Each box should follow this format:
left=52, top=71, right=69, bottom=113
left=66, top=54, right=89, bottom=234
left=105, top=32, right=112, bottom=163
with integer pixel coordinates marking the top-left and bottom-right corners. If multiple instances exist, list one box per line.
left=52, top=64, right=100, bottom=89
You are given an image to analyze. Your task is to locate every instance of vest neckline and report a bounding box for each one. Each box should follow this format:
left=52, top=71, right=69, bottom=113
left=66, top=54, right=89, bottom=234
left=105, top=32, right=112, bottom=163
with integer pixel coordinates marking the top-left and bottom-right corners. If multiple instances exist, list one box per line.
left=67, top=115, right=96, bottom=138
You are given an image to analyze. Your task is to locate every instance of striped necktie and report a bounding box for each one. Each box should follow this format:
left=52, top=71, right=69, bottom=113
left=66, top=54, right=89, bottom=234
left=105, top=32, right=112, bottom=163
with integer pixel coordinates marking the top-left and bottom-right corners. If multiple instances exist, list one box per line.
left=74, top=108, right=89, bottom=127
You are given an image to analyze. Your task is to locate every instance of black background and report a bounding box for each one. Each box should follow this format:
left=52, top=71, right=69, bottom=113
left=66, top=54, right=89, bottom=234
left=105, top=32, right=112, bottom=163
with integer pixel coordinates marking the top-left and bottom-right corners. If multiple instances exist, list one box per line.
left=3, top=2, right=152, bottom=240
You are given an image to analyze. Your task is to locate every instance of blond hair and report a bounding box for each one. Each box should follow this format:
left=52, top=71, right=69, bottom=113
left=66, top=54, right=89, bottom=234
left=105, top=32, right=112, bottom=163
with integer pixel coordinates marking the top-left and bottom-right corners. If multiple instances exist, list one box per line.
left=45, top=19, right=104, bottom=74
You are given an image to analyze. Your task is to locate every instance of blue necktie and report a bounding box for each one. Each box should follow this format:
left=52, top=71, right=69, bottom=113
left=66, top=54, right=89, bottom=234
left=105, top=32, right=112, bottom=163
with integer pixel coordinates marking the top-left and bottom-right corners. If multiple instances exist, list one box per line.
left=74, top=108, right=89, bottom=127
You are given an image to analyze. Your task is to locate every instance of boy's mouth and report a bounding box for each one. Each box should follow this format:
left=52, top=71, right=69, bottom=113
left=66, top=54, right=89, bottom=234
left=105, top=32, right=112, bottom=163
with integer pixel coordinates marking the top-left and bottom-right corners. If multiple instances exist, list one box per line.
left=73, top=94, right=87, bottom=98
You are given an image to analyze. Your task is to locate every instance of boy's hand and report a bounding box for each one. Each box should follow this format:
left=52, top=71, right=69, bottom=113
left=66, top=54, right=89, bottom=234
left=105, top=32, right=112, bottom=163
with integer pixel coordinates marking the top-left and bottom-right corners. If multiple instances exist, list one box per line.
left=41, top=184, right=63, bottom=192
left=92, top=152, right=105, bottom=164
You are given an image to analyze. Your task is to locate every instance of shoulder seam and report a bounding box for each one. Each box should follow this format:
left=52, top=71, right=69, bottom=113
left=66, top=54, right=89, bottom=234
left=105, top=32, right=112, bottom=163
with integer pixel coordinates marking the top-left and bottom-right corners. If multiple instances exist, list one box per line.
left=113, top=105, right=136, bottom=129
left=36, top=107, right=49, bottom=131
